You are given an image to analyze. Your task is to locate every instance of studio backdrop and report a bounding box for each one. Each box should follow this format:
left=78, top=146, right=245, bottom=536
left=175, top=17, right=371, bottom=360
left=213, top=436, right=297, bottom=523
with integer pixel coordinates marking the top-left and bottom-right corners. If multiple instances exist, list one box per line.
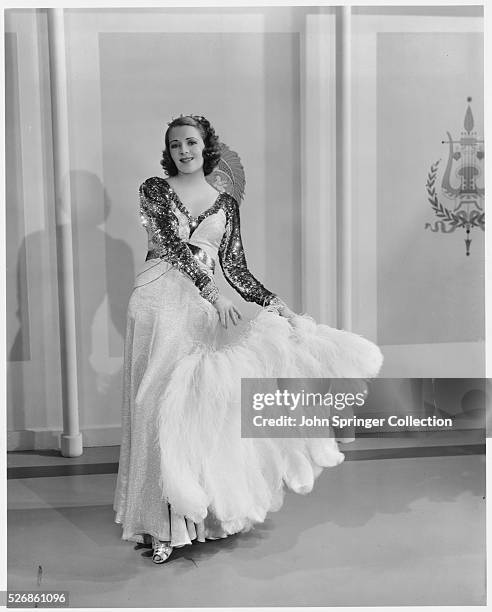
left=5, top=6, right=484, bottom=451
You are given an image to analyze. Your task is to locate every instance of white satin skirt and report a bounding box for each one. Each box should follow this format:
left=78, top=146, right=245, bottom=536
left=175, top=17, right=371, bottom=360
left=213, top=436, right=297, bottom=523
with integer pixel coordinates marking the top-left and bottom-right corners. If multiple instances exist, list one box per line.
left=113, top=258, right=383, bottom=547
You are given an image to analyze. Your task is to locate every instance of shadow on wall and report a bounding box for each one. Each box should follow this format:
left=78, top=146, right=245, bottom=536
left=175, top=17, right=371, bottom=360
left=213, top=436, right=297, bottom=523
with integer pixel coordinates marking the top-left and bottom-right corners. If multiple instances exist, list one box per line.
left=9, top=170, right=136, bottom=440
left=70, top=170, right=136, bottom=433
left=9, top=228, right=55, bottom=436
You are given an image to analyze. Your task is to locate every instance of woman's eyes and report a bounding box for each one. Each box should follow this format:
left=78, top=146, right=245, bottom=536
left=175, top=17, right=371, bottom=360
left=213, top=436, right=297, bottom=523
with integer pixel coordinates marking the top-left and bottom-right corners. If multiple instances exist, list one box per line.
left=170, top=140, right=199, bottom=148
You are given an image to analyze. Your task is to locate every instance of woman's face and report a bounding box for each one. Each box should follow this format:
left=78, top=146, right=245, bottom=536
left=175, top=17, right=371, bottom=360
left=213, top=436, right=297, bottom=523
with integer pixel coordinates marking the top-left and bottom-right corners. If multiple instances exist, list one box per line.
left=168, top=125, right=205, bottom=175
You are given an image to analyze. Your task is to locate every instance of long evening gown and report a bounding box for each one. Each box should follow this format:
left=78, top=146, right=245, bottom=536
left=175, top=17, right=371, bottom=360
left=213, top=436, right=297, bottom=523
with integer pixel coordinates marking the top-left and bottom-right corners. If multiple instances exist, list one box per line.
left=113, top=176, right=383, bottom=547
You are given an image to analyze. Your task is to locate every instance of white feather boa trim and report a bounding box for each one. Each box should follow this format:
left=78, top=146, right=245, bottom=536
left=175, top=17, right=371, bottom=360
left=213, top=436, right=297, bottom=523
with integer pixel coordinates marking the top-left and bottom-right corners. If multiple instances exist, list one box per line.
left=155, top=311, right=383, bottom=529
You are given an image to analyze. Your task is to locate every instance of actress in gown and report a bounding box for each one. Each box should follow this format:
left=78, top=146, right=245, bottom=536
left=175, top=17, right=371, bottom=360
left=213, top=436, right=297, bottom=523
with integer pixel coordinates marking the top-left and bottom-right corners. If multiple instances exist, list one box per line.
left=113, top=114, right=383, bottom=563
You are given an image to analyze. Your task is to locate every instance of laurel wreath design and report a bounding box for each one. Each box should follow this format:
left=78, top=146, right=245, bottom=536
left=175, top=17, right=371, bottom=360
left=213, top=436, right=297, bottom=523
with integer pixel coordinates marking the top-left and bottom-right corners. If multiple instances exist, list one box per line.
left=426, top=160, right=484, bottom=230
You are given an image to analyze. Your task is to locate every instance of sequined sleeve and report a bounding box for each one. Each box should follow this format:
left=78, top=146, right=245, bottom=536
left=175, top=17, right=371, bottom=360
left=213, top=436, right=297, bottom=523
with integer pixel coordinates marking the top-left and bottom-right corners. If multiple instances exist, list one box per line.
left=218, top=196, right=277, bottom=306
left=139, top=177, right=216, bottom=295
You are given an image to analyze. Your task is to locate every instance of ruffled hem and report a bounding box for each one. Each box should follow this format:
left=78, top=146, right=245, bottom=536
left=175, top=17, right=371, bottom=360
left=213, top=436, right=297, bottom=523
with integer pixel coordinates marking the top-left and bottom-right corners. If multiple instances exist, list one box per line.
left=114, top=507, right=253, bottom=548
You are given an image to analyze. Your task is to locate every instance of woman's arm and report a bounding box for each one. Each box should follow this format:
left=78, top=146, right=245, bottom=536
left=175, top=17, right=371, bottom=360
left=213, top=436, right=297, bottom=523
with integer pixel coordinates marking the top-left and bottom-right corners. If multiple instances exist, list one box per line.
left=218, top=196, right=280, bottom=308
left=139, top=177, right=219, bottom=303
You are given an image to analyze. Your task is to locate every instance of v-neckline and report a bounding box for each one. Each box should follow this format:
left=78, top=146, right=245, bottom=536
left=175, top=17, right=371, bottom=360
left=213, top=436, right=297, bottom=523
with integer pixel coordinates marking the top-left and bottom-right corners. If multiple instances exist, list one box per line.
left=163, top=178, right=223, bottom=231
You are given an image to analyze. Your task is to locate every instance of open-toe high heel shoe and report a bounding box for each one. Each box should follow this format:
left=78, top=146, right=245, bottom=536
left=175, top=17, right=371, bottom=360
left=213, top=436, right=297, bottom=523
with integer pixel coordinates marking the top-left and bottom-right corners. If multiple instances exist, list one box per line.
left=151, top=536, right=173, bottom=564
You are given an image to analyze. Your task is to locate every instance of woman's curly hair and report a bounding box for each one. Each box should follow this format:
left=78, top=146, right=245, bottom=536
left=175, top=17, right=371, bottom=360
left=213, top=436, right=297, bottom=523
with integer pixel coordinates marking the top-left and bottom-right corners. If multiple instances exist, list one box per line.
left=161, top=115, right=222, bottom=177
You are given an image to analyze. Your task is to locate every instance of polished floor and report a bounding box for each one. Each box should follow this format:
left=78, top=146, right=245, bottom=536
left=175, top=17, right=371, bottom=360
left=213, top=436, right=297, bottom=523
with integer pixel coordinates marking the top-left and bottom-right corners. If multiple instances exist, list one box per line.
left=7, top=436, right=486, bottom=607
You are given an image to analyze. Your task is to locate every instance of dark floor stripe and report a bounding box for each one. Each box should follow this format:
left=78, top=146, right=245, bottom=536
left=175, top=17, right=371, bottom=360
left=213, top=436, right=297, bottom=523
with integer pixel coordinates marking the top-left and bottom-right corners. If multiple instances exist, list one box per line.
left=343, top=444, right=485, bottom=461
left=8, top=462, right=119, bottom=480
left=7, top=444, right=485, bottom=480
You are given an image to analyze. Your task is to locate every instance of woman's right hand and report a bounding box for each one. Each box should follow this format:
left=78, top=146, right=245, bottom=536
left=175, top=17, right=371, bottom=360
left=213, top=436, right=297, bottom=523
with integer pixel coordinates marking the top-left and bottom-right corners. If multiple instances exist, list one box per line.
left=213, top=295, right=242, bottom=328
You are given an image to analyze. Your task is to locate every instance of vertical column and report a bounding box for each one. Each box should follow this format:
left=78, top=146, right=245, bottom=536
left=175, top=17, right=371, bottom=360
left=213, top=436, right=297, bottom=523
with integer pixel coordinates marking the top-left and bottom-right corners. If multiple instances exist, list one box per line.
left=300, top=12, right=337, bottom=324
left=47, top=8, right=83, bottom=457
left=339, top=5, right=352, bottom=331
left=486, top=2, right=491, bottom=384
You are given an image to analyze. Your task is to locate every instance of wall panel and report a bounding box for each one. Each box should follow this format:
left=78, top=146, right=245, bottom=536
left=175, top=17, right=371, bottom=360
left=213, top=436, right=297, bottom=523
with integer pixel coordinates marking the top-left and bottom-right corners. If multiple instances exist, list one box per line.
left=351, top=11, right=484, bottom=376
left=63, top=7, right=307, bottom=437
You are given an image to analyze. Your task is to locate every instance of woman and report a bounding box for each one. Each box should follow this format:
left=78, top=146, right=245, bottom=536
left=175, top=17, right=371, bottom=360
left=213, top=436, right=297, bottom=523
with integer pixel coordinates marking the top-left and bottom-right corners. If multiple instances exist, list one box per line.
left=113, top=114, right=383, bottom=564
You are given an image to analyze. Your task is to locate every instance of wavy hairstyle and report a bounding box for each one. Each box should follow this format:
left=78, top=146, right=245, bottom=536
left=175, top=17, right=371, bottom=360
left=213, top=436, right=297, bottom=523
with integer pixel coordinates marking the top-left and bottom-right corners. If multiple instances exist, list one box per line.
left=161, top=115, right=222, bottom=177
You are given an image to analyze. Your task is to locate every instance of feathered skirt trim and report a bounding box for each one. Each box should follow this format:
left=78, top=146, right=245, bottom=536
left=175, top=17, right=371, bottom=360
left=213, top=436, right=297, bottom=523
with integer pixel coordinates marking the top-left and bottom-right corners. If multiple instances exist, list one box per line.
left=155, top=307, right=383, bottom=532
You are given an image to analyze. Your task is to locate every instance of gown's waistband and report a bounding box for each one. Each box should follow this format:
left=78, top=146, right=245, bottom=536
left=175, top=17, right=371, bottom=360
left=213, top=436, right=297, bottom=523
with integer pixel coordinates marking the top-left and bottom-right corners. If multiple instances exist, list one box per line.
left=146, top=243, right=216, bottom=273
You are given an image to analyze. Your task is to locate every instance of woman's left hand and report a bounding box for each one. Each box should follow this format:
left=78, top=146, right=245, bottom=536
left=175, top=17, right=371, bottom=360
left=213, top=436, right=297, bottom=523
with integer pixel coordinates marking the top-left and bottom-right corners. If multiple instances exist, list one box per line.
left=279, top=303, right=296, bottom=320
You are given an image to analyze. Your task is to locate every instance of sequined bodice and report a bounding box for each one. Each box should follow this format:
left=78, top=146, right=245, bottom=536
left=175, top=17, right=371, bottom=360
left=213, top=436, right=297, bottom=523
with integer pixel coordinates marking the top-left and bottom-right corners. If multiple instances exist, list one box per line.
left=168, top=207, right=226, bottom=263
left=139, top=177, right=276, bottom=307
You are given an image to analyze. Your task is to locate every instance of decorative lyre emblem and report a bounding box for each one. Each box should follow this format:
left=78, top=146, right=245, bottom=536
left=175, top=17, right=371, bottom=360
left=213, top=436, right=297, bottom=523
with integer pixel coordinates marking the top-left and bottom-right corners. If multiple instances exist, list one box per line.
left=425, top=98, right=484, bottom=255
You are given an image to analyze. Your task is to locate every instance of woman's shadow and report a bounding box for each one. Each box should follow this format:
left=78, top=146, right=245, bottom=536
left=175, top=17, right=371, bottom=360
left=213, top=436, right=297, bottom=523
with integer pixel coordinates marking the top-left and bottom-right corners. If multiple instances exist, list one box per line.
left=69, top=169, right=135, bottom=417
left=8, top=170, right=136, bottom=441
